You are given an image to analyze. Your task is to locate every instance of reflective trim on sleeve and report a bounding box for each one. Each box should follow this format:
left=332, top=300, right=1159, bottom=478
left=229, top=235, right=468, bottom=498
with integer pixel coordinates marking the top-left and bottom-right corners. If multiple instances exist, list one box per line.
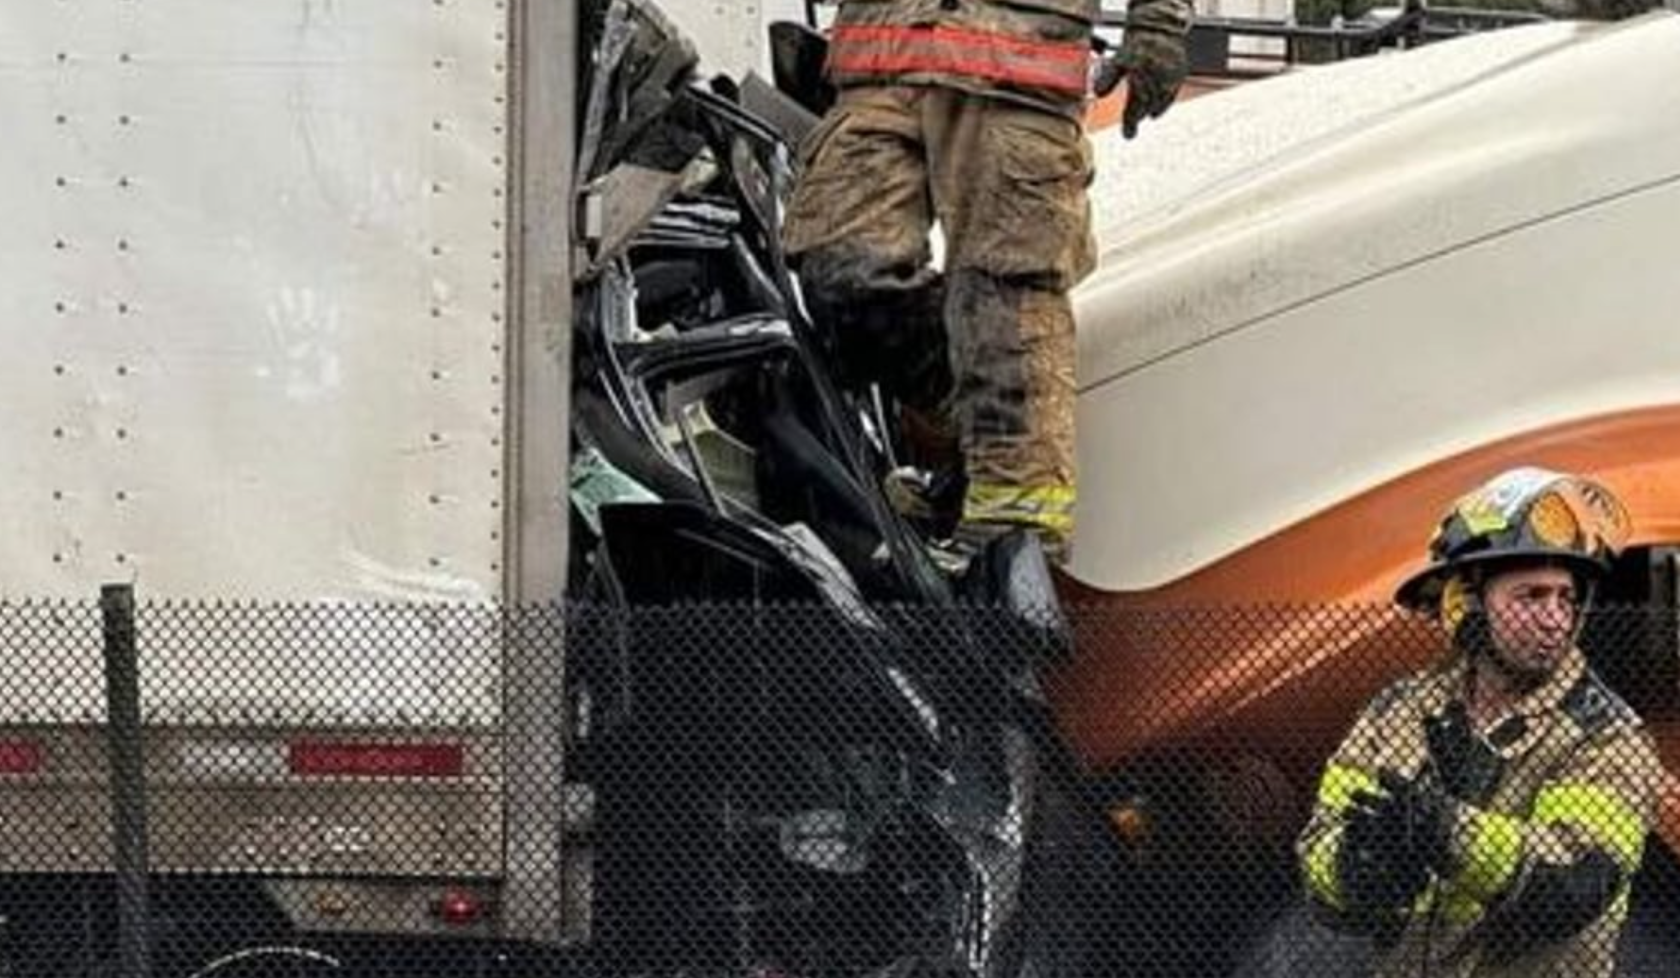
left=1304, top=830, right=1344, bottom=909
left=1609, top=887, right=1632, bottom=924
left=1317, top=763, right=1378, bottom=814
left=1533, top=782, right=1647, bottom=868
left=1449, top=809, right=1524, bottom=902
left=1440, top=889, right=1484, bottom=926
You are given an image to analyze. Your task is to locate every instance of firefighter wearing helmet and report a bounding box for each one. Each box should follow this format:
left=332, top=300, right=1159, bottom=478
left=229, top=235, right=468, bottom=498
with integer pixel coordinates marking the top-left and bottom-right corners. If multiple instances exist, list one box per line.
left=1298, top=467, right=1663, bottom=977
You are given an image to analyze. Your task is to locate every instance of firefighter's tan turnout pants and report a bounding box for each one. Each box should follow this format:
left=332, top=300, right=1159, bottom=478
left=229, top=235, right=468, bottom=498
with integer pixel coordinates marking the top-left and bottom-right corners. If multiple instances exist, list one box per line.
left=783, top=85, right=1095, bottom=552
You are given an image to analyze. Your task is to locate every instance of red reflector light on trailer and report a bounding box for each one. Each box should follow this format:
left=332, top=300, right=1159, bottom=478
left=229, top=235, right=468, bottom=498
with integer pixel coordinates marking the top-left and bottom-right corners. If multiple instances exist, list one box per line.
left=288, top=742, right=464, bottom=778
left=0, top=741, right=43, bottom=775
left=434, top=888, right=482, bottom=926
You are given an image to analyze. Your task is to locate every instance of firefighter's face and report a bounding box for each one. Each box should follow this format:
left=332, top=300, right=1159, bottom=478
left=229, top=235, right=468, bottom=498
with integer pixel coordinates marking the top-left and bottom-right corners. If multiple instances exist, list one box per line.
left=1482, top=565, right=1578, bottom=678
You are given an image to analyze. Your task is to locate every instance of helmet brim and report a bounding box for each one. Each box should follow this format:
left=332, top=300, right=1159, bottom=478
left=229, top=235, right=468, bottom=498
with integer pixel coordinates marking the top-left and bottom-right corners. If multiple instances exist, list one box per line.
left=1393, top=548, right=1610, bottom=615
left=1394, top=562, right=1452, bottom=614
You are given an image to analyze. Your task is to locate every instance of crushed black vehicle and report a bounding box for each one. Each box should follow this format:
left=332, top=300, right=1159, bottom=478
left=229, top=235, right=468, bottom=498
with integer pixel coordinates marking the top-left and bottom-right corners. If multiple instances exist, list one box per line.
left=565, top=2, right=1119, bottom=977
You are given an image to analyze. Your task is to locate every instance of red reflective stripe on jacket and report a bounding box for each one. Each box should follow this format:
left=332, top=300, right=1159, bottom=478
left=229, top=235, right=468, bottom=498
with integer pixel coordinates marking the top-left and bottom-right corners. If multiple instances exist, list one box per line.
left=831, top=24, right=1088, bottom=63
left=828, top=25, right=1089, bottom=94
left=828, top=50, right=1087, bottom=93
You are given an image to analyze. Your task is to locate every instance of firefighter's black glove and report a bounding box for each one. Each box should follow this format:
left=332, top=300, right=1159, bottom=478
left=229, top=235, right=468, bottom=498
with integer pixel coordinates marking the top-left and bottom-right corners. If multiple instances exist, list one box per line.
left=1375, top=768, right=1456, bottom=874
left=1118, top=25, right=1188, bottom=139
left=1425, top=701, right=1505, bottom=804
left=1338, top=779, right=1431, bottom=917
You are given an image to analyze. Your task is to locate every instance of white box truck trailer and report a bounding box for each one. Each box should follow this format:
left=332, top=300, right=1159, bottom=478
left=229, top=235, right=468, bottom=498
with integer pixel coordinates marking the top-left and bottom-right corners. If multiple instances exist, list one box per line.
left=0, top=0, right=575, bottom=971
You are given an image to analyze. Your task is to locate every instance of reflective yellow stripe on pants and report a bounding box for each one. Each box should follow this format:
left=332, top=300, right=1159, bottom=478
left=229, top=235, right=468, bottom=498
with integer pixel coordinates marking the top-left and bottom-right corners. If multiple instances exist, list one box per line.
left=963, top=481, right=1075, bottom=539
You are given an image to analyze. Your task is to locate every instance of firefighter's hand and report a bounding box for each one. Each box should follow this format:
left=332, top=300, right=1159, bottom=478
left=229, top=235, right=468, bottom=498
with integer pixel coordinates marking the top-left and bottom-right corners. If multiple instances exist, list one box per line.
left=1340, top=786, right=1430, bottom=917
left=1118, top=26, right=1188, bottom=140
left=1375, top=768, right=1456, bottom=873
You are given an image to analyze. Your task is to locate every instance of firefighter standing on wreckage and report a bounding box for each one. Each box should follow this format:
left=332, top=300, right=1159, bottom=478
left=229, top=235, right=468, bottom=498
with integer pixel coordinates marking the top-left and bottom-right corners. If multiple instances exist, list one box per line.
left=782, top=0, right=1192, bottom=563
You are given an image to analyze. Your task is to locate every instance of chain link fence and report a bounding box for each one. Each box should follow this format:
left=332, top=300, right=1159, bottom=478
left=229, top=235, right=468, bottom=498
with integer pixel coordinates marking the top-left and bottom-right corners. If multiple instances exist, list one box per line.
left=0, top=598, right=1675, bottom=977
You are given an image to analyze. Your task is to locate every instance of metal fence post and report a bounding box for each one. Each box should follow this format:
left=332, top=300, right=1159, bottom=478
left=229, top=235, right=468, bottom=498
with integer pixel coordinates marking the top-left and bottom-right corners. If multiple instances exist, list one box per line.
left=100, top=584, right=151, bottom=978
